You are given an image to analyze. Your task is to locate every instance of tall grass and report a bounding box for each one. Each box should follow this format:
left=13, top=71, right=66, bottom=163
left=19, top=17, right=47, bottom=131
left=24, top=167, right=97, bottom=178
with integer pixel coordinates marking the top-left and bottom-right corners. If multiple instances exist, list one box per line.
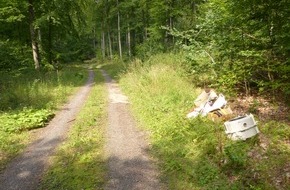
left=106, top=53, right=290, bottom=189
left=0, top=65, right=86, bottom=111
left=40, top=69, right=107, bottom=189
left=0, top=63, right=88, bottom=170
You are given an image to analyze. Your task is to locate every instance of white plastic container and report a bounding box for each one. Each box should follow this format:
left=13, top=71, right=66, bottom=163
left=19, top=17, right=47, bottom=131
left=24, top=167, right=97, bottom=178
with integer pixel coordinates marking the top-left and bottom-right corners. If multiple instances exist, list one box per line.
left=227, top=126, right=260, bottom=140
left=224, top=114, right=259, bottom=140
left=224, top=114, right=257, bottom=134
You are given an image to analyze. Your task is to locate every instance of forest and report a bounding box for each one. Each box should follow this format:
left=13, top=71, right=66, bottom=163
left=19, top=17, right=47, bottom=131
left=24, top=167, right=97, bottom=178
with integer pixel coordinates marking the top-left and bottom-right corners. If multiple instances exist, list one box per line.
left=1, top=0, right=289, bottom=96
left=0, top=0, right=290, bottom=189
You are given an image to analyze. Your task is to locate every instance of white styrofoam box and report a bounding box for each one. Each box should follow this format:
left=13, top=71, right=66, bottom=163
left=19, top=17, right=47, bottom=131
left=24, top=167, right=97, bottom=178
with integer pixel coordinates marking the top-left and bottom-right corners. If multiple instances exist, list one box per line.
left=227, top=126, right=260, bottom=140
left=224, top=114, right=257, bottom=134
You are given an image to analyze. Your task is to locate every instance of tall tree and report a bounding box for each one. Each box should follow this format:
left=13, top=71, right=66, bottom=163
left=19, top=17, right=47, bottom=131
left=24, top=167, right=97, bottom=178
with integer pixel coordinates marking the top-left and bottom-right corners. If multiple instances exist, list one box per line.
left=28, top=0, right=40, bottom=70
left=116, top=0, right=122, bottom=59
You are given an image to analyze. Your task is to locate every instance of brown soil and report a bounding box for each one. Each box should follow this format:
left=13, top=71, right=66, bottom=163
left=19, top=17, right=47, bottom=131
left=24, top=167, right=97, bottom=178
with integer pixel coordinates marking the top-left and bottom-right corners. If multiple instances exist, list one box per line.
left=230, top=95, right=289, bottom=123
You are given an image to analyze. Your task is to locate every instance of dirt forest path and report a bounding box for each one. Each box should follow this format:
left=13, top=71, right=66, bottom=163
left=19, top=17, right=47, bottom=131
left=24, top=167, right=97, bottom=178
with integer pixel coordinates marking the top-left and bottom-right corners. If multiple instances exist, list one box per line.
left=102, top=70, right=164, bottom=190
left=0, top=69, right=164, bottom=190
left=0, top=70, right=95, bottom=190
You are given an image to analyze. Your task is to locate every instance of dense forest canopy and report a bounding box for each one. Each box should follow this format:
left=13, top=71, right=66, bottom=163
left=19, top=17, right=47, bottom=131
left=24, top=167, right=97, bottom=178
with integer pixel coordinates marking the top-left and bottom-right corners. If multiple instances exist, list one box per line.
left=0, top=0, right=289, bottom=96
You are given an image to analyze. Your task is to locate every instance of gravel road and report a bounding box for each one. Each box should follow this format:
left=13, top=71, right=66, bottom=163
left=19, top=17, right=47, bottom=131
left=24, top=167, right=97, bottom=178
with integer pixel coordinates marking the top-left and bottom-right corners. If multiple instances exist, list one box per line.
left=0, top=70, right=95, bottom=190
left=102, top=70, right=164, bottom=190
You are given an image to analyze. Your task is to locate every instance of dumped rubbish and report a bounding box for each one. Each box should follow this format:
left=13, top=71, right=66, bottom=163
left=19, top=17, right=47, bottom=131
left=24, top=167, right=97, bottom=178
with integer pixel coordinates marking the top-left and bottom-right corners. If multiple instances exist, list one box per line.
left=224, top=114, right=259, bottom=140
left=187, top=89, right=259, bottom=140
left=186, top=89, right=230, bottom=119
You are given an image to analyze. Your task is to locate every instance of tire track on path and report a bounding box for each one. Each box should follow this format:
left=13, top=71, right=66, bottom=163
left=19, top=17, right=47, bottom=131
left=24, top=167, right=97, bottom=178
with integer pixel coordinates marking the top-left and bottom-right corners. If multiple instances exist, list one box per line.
left=0, top=70, right=95, bottom=190
left=102, top=70, right=164, bottom=190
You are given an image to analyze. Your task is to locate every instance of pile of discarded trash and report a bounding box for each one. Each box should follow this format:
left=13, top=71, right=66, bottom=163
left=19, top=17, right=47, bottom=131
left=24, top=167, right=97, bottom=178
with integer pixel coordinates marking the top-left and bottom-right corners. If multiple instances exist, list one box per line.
left=187, top=89, right=259, bottom=140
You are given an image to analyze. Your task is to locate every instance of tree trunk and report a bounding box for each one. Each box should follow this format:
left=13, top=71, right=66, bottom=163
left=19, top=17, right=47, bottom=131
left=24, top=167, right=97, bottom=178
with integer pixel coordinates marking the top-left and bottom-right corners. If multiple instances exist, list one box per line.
left=108, top=31, right=113, bottom=59
left=93, top=26, right=96, bottom=56
left=101, top=30, right=106, bottom=59
left=117, top=0, right=122, bottom=59
left=28, top=0, right=40, bottom=70
left=142, top=10, right=148, bottom=41
left=165, top=0, right=174, bottom=45
left=127, top=14, right=131, bottom=58
left=48, top=17, right=53, bottom=64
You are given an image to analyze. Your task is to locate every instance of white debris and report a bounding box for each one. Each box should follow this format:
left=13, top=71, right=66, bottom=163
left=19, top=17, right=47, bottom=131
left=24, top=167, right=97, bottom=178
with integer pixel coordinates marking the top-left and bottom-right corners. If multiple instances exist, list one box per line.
left=224, top=114, right=259, bottom=140
left=187, top=89, right=227, bottom=118
left=187, top=89, right=260, bottom=141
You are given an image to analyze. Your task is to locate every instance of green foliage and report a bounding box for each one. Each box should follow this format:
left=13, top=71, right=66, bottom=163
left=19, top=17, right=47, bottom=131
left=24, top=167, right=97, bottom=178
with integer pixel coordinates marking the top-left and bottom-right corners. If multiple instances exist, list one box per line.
left=0, top=0, right=94, bottom=70
left=0, top=108, right=54, bottom=133
left=36, top=0, right=95, bottom=64
left=167, top=0, right=290, bottom=97
left=40, top=70, right=107, bottom=190
left=193, top=158, right=224, bottom=187
left=1, top=0, right=289, bottom=98
left=135, top=39, right=165, bottom=60
left=0, top=0, right=27, bottom=23
left=0, top=40, right=32, bottom=70
left=224, top=141, right=251, bottom=169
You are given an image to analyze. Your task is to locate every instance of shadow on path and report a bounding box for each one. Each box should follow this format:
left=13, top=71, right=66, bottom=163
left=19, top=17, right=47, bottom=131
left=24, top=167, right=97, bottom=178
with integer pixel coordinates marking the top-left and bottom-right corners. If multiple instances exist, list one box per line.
left=101, top=70, right=165, bottom=190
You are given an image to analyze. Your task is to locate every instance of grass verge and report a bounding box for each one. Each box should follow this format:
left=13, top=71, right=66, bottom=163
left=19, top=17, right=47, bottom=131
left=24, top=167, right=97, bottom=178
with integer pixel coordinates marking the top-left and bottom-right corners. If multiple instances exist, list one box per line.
left=104, top=53, right=290, bottom=190
left=40, top=69, right=107, bottom=190
left=0, top=63, right=88, bottom=170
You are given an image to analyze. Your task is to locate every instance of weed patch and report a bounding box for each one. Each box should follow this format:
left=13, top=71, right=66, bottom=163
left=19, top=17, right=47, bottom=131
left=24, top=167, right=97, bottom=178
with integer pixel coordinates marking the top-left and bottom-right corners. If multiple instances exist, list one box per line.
left=0, top=108, right=54, bottom=133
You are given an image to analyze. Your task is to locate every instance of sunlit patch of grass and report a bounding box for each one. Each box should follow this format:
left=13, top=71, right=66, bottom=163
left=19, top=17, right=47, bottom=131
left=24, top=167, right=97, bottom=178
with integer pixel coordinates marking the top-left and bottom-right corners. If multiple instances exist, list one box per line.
left=0, top=63, right=88, bottom=111
left=40, top=69, right=107, bottom=190
left=0, top=131, right=29, bottom=170
left=0, top=63, right=88, bottom=171
left=254, top=121, right=290, bottom=190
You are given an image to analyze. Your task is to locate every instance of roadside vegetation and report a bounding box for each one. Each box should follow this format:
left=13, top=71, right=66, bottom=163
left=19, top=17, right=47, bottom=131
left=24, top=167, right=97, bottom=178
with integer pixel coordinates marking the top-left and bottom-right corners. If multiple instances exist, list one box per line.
left=103, top=53, right=290, bottom=190
left=0, top=64, right=87, bottom=170
left=1, top=0, right=289, bottom=189
left=40, top=69, right=107, bottom=190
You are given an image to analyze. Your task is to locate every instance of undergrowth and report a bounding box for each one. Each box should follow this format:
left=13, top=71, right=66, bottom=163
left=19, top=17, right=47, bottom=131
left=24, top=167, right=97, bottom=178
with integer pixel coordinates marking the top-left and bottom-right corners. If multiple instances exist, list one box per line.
left=104, top=53, right=290, bottom=189
left=40, top=69, right=107, bottom=190
left=0, top=63, right=88, bottom=170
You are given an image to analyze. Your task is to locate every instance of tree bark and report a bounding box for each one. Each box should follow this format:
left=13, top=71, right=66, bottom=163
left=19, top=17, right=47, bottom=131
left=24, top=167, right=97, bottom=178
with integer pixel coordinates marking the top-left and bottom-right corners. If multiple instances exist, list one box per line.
left=127, top=14, right=131, bottom=58
left=101, top=30, right=106, bottom=59
left=142, top=10, right=148, bottom=41
left=28, top=0, right=40, bottom=70
left=117, top=0, right=122, bottom=59
left=48, top=17, right=53, bottom=64
left=93, top=26, right=96, bottom=55
left=108, top=31, right=113, bottom=59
